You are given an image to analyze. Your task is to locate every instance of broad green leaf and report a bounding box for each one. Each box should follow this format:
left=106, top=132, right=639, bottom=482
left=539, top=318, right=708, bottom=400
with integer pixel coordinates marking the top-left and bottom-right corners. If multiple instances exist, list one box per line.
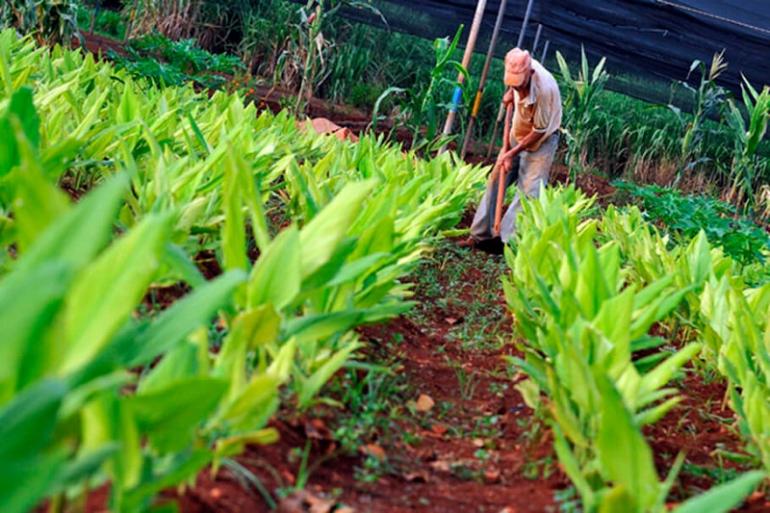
left=213, top=428, right=279, bottom=462
left=122, top=450, right=211, bottom=513
left=130, top=377, right=228, bottom=453
left=162, top=243, right=206, bottom=288
left=80, top=394, right=142, bottom=491
left=8, top=86, right=39, bottom=149
left=638, top=343, right=700, bottom=400
left=214, top=304, right=281, bottom=397
left=129, top=270, right=246, bottom=366
left=116, top=80, right=139, bottom=125
left=283, top=310, right=365, bottom=349
left=0, top=450, right=65, bottom=513
left=247, top=225, right=301, bottom=310
left=216, top=374, right=280, bottom=433
left=138, top=343, right=200, bottom=395
left=673, top=471, right=765, bottom=513
left=299, top=180, right=374, bottom=277
left=598, top=486, right=635, bottom=513
left=0, top=86, right=40, bottom=176
left=221, top=149, right=249, bottom=277
left=267, top=337, right=297, bottom=382
left=15, top=174, right=128, bottom=274
left=61, top=213, right=174, bottom=374
left=296, top=342, right=360, bottom=408
left=9, top=122, right=70, bottom=252
left=54, top=444, right=118, bottom=492
left=596, top=374, right=659, bottom=512
left=0, top=379, right=68, bottom=513
left=0, top=262, right=69, bottom=402
left=0, top=379, right=65, bottom=459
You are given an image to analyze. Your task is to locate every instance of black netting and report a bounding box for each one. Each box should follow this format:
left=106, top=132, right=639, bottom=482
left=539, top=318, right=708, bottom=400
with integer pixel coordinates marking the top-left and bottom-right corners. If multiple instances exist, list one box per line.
left=343, top=0, right=770, bottom=102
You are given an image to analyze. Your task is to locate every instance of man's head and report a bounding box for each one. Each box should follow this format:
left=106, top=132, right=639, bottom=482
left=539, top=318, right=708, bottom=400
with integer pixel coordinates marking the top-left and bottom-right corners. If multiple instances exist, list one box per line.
left=504, top=48, right=534, bottom=92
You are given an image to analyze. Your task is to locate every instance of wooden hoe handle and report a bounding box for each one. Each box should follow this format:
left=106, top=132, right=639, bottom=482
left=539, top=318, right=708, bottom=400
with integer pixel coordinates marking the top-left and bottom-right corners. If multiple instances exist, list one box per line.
left=493, top=97, right=515, bottom=236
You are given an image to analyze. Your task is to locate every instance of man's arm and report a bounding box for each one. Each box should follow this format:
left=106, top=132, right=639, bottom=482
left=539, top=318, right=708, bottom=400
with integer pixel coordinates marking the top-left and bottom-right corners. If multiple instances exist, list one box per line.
left=499, top=129, right=543, bottom=171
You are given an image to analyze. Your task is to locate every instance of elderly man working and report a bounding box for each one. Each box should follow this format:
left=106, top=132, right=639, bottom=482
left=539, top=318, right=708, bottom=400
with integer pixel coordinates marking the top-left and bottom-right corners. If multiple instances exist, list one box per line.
left=462, top=48, right=562, bottom=249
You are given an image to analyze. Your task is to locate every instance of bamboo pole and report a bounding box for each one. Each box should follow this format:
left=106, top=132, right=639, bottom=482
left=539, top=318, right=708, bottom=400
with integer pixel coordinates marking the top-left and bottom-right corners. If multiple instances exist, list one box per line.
left=438, top=0, right=488, bottom=152
left=460, top=0, right=508, bottom=159
left=541, top=39, right=550, bottom=62
left=516, top=0, right=535, bottom=48
left=486, top=0, right=536, bottom=159
left=531, top=23, right=543, bottom=54
left=89, top=2, right=101, bottom=33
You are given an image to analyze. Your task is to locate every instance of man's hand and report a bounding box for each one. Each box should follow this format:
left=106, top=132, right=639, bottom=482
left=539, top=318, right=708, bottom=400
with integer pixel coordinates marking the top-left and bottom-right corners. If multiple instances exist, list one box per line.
left=503, top=88, right=514, bottom=107
left=498, top=155, right=514, bottom=173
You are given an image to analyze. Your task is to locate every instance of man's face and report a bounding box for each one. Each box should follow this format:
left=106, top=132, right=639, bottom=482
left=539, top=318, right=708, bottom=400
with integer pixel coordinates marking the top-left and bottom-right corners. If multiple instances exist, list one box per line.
left=512, top=70, right=533, bottom=94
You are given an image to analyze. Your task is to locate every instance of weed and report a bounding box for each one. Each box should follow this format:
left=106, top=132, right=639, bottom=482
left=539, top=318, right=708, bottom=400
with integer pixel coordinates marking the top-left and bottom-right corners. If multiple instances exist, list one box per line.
left=488, top=381, right=509, bottom=397
left=109, top=33, right=244, bottom=89
left=354, top=454, right=391, bottom=484
left=554, top=487, right=582, bottom=513
left=615, top=180, right=770, bottom=265
left=402, top=431, right=422, bottom=447
left=469, top=415, right=502, bottom=439
left=328, top=366, right=405, bottom=455
left=444, top=355, right=478, bottom=396
left=522, top=455, right=555, bottom=481
left=681, top=462, right=740, bottom=486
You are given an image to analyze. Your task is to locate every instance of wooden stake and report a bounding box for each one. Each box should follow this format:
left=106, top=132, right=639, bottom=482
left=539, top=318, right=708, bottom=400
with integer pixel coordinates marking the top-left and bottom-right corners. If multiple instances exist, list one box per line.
left=531, top=24, right=543, bottom=54
left=541, top=40, right=551, bottom=62
left=438, top=0, right=488, bottom=152
left=461, top=0, right=509, bottom=159
left=493, top=98, right=514, bottom=235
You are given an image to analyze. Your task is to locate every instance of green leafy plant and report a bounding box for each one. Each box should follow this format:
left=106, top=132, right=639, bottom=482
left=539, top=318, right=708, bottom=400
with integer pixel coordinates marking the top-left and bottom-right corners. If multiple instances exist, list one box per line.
left=700, top=277, right=770, bottom=473
left=670, top=51, right=728, bottom=182
left=504, top=186, right=765, bottom=512
left=724, top=77, right=770, bottom=210
left=0, top=87, right=249, bottom=512
left=556, top=46, right=609, bottom=179
left=614, top=181, right=770, bottom=265
left=0, top=0, right=80, bottom=45
left=504, top=187, right=699, bottom=512
left=109, top=33, right=244, bottom=89
left=372, top=25, right=470, bottom=153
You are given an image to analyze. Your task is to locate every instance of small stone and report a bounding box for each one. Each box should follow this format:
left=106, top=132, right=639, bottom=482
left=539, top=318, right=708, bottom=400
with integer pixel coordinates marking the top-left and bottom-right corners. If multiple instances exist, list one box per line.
left=415, top=394, right=435, bottom=412
left=430, top=460, right=451, bottom=473
left=359, top=443, right=387, bottom=461
left=484, top=467, right=501, bottom=483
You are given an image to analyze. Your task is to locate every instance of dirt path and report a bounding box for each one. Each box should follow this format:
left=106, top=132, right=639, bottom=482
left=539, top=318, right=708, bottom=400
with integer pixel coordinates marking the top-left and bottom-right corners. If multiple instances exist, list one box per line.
left=175, top=239, right=567, bottom=513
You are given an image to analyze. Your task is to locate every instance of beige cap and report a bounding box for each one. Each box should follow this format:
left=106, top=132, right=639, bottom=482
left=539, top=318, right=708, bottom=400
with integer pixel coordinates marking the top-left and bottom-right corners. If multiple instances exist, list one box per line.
left=504, top=48, right=532, bottom=87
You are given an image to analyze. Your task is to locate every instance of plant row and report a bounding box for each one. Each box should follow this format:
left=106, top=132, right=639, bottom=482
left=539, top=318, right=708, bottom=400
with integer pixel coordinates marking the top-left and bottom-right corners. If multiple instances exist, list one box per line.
left=504, top=186, right=767, bottom=512
left=0, top=31, right=486, bottom=512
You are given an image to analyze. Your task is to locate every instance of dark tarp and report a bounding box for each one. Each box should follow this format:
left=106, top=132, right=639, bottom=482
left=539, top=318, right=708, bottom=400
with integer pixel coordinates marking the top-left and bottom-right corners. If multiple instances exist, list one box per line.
left=348, top=1, right=770, bottom=97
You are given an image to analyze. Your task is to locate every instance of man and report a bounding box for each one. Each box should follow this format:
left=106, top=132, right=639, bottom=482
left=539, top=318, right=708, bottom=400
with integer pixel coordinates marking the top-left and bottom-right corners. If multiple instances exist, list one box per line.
left=462, top=48, right=562, bottom=249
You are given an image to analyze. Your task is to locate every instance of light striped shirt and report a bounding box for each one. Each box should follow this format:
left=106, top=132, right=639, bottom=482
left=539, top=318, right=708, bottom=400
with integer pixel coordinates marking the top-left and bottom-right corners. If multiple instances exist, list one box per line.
left=511, top=59, right=562, bottom=151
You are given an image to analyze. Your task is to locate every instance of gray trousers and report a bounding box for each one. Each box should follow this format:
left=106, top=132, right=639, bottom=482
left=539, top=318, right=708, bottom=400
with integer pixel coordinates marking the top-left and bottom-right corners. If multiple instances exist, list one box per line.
left=470, top=133, right=559, bottom=243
